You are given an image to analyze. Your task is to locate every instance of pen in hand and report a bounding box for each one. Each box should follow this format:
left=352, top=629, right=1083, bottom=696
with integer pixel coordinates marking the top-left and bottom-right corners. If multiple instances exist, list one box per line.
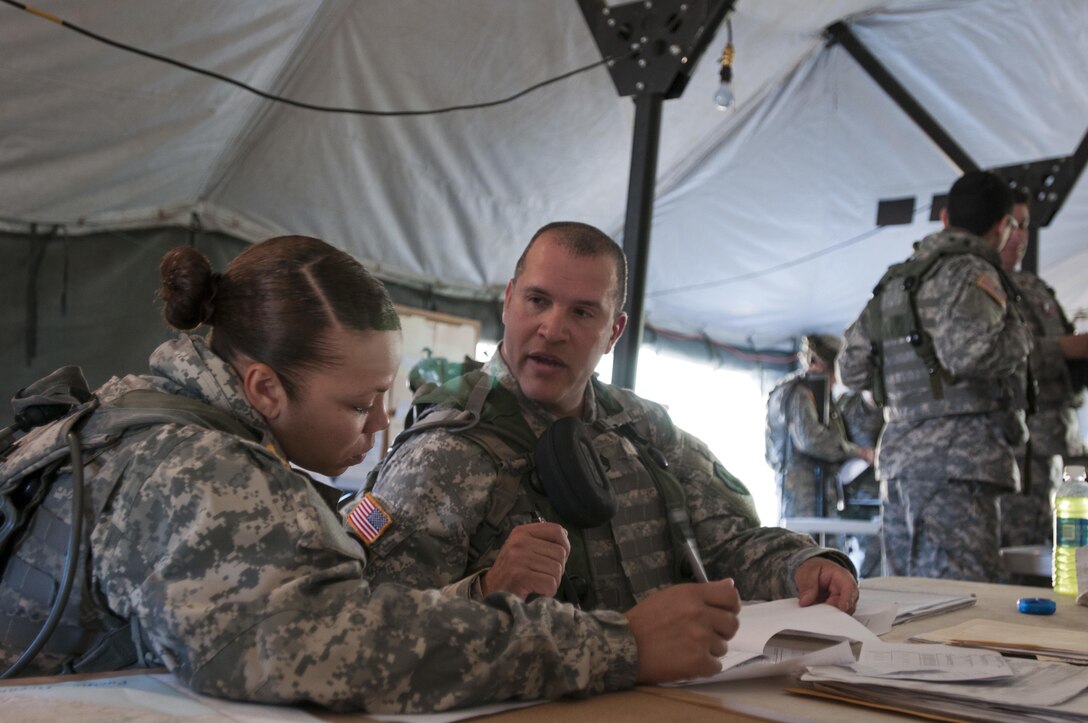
left=669, top=508, right=709, bottom=583
left=682, top=536, right=710, bottom=583
left=529, top=510, right=582, bottom=608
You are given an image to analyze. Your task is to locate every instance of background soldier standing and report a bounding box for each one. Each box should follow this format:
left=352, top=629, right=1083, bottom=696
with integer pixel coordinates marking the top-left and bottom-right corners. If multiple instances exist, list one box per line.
left=997, top=187, right=1088, bottom=549
left=838, top=389, right=884, bottom=577
left=766, top=335, right=873, bottom=522
left=839, top=171, right=1033, bottom=582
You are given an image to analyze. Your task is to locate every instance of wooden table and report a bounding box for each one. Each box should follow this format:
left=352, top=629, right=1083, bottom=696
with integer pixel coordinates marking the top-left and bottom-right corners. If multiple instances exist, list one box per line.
left=5, top=577, right=1085, bottom=722
left=474, top=576, right=1086, bottom=723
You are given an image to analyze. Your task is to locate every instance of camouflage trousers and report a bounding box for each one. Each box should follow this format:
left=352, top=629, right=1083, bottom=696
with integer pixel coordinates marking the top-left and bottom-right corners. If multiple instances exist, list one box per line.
left=778, top=466, right=839, bottom=519
left=998, top=453, right=1062, bottom=548
left=779, top=467, right=857, bottom=562
left=882, top=478, right=1004, bottom=582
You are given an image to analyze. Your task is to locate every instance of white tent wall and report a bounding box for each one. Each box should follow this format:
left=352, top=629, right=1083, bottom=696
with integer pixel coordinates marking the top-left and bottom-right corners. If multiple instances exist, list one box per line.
left=1, top=0, right=1086, bottom=412
left=647, top=0, right=1088, bottom=346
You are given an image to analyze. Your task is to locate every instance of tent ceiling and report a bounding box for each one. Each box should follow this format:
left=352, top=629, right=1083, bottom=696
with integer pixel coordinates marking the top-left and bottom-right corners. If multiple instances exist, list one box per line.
left=2, top=0, right=1085, bottom=349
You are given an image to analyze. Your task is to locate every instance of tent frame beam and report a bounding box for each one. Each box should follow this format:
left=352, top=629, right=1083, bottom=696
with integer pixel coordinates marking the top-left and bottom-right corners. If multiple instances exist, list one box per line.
left=826, top=21, right=980, bottom=175
left=827, top=21, right=1088, bottom=275
left=577, top=0, right=735, bottom=389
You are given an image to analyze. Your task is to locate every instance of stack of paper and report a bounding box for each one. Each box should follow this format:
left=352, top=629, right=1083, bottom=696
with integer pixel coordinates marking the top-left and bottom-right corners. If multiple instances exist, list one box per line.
left=856, top=585, right=977, bottom=625
left=909, top=618, right=1088, bottom=663
left=796, top=642, right=1088, bottom=722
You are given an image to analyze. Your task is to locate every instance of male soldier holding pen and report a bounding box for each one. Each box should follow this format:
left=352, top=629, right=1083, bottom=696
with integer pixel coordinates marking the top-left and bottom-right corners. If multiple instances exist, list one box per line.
left=347, top=221, right=857, bottom=612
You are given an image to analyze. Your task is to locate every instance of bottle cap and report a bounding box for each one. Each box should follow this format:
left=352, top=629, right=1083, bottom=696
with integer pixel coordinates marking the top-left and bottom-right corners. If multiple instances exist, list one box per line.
left=1017, top=597, right=1056, bottom=615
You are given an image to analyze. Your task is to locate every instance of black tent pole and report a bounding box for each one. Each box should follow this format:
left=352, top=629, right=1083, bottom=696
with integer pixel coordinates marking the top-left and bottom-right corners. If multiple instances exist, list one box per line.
left=612, top=92, right=663, bottom=389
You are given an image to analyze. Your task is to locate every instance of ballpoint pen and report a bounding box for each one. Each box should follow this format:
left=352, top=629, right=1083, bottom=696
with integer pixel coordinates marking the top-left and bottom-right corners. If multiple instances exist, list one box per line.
left=670, top=508, right=710, bottom=583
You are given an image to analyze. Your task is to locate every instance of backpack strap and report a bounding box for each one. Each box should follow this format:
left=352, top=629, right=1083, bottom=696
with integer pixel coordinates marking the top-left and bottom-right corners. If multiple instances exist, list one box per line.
left=107, top=389, right=260, bottom=442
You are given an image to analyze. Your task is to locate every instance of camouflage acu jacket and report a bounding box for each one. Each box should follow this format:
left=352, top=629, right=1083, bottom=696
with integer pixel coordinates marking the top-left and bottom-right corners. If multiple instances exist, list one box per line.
left=360, top=348, right=852, bottom=609
left=13, top=335, right=638, bottom=712
left=1010, top=269, right=1085, bottom=459
left=840, top=230, right=1033, bottom=486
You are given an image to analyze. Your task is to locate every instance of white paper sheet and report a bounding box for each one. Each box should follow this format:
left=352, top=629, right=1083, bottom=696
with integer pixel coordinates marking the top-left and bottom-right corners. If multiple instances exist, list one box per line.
left=671, top=598, right=880, bottom=686
left=852, top=641, right=1012, bottom=681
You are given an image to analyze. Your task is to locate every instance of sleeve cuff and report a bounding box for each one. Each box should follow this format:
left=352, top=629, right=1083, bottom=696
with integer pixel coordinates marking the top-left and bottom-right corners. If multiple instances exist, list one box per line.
left=443, top=570, right=489, bottom=600
left=588, top=609, right=640, bottom=692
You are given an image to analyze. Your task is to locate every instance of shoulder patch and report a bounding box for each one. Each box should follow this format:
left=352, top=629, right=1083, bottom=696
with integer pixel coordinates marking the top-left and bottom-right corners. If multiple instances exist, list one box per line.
left=975, top=273, right=1007, bottom=306
left=346, top=493, right=393, bottom=545
left=714, top=461, right=752, bottom=496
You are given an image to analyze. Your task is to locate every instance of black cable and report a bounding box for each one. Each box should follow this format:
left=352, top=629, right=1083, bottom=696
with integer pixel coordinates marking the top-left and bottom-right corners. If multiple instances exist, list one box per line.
left=1, top=425, right=87, bottom=679
left=2, top=0, right=621, bottom=117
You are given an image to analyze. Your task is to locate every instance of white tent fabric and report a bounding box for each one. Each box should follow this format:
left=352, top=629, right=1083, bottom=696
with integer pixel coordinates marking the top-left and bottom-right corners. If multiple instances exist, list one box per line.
left=2, top=0, right=1086, bottom=351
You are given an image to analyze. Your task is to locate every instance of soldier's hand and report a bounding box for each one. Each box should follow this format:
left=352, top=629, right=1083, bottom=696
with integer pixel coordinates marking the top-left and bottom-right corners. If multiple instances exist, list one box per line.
left=858, top=447, right=876, bottom=465
left=482, top=522, right=570, bottom=599
left=795, top=557, right=858, bottom=613
left=623, top=580, right=740, bottom=684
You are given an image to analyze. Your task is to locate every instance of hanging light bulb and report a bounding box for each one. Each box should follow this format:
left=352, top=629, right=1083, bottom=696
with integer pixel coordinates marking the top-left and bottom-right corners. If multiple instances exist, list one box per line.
left=714, top=19, right=735, bottom=112
left=714, top=61, right=734, bottom=110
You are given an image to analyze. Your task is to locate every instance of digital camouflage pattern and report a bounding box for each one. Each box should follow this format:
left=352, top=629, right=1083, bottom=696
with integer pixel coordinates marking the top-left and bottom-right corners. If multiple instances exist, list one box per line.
left=837, top=391, right=884, bottom=577
left=360, top=351, right=852, bottom=608
left=883, top=477, right=1003, bottom=579
left=840, top=229, right=1033, bottom=581
left=6, top=335, right=639, bottom=712
left=769, top=374, right=862, bottom=519
left=999, top=270, right=1087, bottom=547
left=838, top=392, right=883, bottom=451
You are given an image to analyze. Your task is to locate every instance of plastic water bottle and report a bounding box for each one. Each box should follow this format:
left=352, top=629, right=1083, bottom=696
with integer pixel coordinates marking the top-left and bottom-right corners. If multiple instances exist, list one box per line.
left=1053, top=464, right=1088, bottom=595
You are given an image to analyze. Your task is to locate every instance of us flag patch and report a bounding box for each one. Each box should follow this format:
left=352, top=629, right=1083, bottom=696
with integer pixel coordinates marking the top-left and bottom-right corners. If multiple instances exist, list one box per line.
left=346, top=493, right=392, bottom=544
left=975, top=273, right=1007, bottom=306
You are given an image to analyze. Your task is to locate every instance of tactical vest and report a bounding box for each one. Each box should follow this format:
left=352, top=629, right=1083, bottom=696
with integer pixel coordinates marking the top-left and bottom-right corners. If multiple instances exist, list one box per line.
left=384, top=371, right=697, bottom=609
left=860, top=236, right=1027, bottom=423
left=0, top=381, right=259, bottom=678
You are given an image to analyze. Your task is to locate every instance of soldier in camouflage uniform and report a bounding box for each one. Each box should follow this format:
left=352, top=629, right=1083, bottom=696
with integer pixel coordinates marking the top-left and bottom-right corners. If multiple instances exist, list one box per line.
left=837, top=390, right=884, bottom=577
left=840, top=172, right=1033, bottom=582
left=997, top=189, right=1088, bottom=548
left=358, top=222, right=858, bottom=613
left=769, top=334, right=873, bottom=521
left=0, top=236, right=745, bottom=712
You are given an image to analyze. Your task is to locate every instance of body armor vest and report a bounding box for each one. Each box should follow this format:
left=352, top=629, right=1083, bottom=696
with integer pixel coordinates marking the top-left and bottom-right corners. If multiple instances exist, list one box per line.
left=862, top=235, right=1026, bottom=423
left=386, top=371, right=696, bottom=609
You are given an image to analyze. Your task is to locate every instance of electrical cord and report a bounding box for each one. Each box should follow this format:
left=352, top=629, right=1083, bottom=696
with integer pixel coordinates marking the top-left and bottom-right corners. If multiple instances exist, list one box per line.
left=0, top=424, right=87, bottom=679
left=1, top=0, right=624, bottom=116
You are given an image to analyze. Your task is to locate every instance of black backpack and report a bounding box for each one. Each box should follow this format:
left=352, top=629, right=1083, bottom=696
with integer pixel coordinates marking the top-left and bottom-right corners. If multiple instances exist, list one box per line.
left=0, top=366, right=257, bottom=678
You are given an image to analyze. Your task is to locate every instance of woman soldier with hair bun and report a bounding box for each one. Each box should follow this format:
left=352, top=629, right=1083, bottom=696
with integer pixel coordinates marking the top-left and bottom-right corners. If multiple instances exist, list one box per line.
left=0, top=235, right=740, bottom=713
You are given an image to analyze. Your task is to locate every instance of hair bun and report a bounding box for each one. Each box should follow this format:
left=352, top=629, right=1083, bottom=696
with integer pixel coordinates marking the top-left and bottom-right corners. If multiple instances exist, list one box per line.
left=159, top=246, right=216, bottom=330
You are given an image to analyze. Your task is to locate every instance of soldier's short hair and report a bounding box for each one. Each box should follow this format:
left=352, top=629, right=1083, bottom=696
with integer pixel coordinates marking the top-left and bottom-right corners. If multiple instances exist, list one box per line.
left=515, top=221, right=628, bottom=313
left=946, top=171, right=1014, bottom=237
